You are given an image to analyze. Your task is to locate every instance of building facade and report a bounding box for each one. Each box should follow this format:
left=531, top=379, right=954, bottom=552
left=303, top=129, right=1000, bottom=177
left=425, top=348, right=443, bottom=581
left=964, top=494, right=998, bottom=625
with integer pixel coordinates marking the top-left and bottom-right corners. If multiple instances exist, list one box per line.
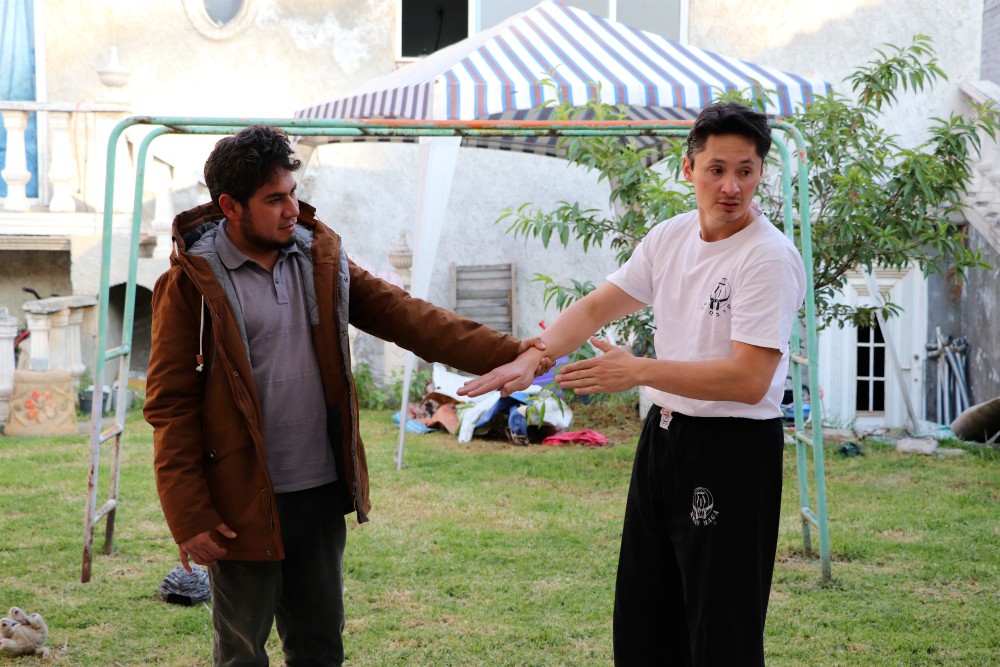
left=1, top=0, right=996, bottom=428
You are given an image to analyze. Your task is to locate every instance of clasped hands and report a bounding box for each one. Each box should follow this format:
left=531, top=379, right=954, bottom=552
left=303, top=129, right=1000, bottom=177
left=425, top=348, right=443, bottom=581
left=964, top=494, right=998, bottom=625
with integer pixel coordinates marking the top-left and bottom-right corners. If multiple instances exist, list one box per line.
left=459, top=337, right=638, bottom=399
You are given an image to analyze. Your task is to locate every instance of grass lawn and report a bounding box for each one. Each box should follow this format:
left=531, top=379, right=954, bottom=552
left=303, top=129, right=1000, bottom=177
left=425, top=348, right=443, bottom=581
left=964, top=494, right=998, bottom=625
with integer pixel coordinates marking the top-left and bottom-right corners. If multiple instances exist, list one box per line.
left=0, top=405, right=997, bottom=665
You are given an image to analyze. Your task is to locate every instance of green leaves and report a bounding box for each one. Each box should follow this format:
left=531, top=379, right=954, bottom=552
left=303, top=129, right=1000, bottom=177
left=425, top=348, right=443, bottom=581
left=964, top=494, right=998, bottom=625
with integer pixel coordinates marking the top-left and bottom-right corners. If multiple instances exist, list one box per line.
left=786, top=35, right=999, bottom=329
left=850, top=34, right=946, bottom=111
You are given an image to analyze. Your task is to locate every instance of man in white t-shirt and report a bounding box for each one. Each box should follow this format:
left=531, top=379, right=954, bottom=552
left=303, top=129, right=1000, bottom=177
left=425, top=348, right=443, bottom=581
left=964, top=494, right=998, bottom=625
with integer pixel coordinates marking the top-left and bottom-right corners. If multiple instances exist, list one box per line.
left=459, top=102, right=806, bottom=665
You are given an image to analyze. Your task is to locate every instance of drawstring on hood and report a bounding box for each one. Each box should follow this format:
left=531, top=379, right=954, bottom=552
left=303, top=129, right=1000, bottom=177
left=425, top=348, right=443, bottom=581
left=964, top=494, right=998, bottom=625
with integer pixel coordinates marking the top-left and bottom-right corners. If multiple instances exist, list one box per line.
left=175, top=239, right=206, bottom=373
left=196, top=295, right=205, bottom=372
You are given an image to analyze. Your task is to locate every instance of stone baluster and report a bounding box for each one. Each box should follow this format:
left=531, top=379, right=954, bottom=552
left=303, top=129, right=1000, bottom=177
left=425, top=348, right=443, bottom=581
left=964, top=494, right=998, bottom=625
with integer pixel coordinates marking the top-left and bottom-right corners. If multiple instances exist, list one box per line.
left=66, top=299, right=95, bottom=390
left=387, top=231, right=413, bottom=290
left=0, top=109, right=31, bottom=212
left=22, top=302, right=62, bottom=372
left=47, top=111, right=77, bottom=212
left=384, top=233, right=415, bottom=386
left=0, top=308, right=19, bottom=426
left=48, top=306, right=71, bottom=373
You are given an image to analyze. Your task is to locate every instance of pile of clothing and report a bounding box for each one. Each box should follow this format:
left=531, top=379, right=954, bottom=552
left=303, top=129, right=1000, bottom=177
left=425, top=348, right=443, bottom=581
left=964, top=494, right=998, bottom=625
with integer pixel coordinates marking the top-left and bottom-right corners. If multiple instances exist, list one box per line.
left=392, top=364, right=578, bottom=445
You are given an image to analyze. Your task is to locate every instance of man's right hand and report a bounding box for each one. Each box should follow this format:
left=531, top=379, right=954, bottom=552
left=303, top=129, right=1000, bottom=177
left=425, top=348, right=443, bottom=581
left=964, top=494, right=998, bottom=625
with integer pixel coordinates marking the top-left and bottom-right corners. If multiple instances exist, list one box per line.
left=178, top=522, right=237, bottom=572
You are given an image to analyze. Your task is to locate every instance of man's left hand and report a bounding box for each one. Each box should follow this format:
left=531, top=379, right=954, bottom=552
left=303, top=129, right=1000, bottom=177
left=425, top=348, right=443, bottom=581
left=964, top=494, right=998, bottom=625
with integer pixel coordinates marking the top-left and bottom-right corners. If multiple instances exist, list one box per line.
left=555, top=337, right=639, bottom=394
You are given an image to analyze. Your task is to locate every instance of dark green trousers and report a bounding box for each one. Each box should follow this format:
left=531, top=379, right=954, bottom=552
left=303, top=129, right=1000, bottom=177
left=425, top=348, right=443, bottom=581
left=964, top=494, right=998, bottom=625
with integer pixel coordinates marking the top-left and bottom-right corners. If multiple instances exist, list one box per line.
left=208, top=483, right=347, bottom=667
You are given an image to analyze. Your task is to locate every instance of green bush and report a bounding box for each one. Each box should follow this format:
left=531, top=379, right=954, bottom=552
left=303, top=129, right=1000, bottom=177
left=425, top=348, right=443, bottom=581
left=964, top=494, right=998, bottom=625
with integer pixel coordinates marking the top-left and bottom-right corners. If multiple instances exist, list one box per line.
left=353, top=361, right=390, bottom=409
left=353, top=362, right=433, bottom=410
left=390, top=367, right=433, bottom=404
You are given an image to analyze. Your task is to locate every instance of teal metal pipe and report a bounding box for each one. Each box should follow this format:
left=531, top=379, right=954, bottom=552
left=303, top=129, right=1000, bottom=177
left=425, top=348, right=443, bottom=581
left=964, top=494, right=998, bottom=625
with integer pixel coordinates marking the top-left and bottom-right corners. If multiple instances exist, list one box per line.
left=774, top=120, right=831, bottom=581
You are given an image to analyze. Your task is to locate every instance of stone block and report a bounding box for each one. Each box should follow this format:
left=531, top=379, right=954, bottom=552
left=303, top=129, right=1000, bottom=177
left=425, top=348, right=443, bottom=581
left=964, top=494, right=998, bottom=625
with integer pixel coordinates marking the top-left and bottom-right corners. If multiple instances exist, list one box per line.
left=5, top=369, right=79, bottom=437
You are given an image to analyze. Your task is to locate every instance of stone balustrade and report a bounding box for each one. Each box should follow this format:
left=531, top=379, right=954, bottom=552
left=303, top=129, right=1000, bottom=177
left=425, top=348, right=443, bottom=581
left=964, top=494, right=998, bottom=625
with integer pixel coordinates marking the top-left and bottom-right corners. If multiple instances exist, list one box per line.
left=18, top=296, right=98, bottom=381
left=0, top=101, right=131, bottom=214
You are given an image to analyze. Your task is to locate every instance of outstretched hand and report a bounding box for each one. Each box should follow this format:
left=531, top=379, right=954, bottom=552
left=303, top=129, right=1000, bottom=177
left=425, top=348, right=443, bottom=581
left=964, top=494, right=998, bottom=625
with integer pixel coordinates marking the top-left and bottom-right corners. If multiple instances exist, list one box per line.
left=458, top=347, right=548, bottom=398
left=555, top=337, right=639, bottom=394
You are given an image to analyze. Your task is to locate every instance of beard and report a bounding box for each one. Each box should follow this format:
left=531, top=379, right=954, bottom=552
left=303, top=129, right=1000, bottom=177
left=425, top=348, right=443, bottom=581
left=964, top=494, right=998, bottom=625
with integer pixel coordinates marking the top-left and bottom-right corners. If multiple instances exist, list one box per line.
left=236, top=213, right=296, bottom=253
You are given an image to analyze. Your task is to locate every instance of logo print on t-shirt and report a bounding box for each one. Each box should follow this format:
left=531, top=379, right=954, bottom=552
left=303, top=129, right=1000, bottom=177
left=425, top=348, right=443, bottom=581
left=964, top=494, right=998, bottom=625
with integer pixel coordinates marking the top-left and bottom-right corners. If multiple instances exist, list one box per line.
left=690, top=486, right=719, bottom=526
left=704, top=278, right=731, bottom=317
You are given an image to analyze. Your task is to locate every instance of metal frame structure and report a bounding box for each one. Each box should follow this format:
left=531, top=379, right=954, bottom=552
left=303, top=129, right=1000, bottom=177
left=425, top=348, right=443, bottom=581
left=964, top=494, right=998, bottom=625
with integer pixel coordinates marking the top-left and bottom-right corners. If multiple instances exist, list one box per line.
left=81, top=116, right=830, bottom=582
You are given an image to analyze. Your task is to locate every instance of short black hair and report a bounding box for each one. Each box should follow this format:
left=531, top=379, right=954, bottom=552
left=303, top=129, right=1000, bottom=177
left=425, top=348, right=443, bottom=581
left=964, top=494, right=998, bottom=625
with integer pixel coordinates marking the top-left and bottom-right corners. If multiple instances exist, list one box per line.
left=686, top=102, right=771, bottom=164
left=204, top=124, right=302, bottom=207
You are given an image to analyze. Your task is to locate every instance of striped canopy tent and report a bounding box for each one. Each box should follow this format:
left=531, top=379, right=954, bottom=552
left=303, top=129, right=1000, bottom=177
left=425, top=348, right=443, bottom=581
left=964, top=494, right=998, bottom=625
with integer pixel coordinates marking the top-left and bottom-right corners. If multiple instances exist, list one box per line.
left=294, top=1, right=831, bottom=465
left=295, top=0, right=831, bottom=159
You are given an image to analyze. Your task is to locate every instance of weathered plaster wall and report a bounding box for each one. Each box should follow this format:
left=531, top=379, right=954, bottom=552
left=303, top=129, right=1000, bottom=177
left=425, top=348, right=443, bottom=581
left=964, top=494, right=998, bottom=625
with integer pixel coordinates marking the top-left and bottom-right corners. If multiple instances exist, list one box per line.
left=40, top=0, right=397, bottom=202
left=961, top=233, right=1000, bottom=404
left=927, top=229, right=1000, bottom=413
left=0, top=250, right=72, bottom=324
left=689, top=0, right=983, bottom=148
left=43, top=1, right=395, bottom=116
left=300, top=142, right=622, bottom=339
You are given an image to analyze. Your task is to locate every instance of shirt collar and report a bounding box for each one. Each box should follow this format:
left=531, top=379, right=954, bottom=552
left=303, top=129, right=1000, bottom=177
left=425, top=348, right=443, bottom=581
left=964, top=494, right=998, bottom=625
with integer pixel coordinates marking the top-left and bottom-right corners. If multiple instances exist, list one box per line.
left=215, top=218, right=299, bottom=271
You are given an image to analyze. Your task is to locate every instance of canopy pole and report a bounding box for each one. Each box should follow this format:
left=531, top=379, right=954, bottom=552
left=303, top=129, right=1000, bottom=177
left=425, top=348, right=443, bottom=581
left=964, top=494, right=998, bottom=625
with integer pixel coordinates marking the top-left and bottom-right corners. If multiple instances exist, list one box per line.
left=395, top=136, right=461, bottom=470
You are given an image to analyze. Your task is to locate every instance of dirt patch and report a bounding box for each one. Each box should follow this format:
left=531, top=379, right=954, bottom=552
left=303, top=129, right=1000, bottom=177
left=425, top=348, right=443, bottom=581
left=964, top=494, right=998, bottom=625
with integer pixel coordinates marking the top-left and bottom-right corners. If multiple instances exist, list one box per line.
left=569, top=400, right=640, bottom=443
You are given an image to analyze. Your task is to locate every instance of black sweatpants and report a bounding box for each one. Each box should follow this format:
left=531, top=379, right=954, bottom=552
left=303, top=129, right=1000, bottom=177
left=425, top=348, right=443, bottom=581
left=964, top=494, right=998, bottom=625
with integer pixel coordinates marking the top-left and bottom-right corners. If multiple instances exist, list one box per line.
left=613, top=408, right=784, bottom=666
left=208, top=482, right=347, bottom=667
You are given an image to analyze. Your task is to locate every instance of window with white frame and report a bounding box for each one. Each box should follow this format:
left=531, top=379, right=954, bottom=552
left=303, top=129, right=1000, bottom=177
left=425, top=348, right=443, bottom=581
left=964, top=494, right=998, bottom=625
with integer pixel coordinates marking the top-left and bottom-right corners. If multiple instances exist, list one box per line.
left=398, top=0, right=686, bottom=59
left=855, top=322, right=886, bottom=413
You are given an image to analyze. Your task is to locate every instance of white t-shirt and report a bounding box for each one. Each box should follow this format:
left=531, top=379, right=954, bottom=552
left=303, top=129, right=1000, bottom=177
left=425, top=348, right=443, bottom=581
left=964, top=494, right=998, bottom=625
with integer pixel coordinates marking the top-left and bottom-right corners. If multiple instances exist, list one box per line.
left=607, top=210, right=806, bottom=419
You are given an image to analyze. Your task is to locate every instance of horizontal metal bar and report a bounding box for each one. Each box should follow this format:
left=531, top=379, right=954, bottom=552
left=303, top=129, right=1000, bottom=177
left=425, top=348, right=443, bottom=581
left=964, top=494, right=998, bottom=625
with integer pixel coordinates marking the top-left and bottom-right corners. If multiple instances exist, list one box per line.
left=130, top=115, right=699, bottom=131
left=160, top=124, right=695, bottom=139
left=99, top=423, right=124, bottom=444
left=801, top=506, right=820, bottom=527
left=91, top=499, right=118, bottom=523
left=794, top=431, right=815, bottom=447
left=104, top=344, right=130, bottom=360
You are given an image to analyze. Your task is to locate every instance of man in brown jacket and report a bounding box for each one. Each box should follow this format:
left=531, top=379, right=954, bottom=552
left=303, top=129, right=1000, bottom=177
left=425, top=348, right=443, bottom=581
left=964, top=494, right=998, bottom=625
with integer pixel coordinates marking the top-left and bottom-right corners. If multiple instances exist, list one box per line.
left=144, top=124, right=546, bottom=666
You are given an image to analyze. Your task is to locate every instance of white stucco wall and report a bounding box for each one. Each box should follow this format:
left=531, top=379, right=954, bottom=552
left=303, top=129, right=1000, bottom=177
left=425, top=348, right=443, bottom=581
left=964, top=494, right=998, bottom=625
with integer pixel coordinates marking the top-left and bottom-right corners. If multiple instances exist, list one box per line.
left=299, top=141, right=622, bottom=338
left=690, top=0, right=983, bottom=146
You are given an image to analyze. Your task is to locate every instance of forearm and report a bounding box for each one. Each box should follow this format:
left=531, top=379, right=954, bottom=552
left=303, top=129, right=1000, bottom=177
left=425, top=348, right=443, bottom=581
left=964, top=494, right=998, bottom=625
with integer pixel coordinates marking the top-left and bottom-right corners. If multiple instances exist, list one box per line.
left=349, top=265, right=520, bottom=372
left=635, top=357, right=773, bottom=404
left=556, top=340, right=781, bottom=403
left=539, top=282, right=642, bottom=360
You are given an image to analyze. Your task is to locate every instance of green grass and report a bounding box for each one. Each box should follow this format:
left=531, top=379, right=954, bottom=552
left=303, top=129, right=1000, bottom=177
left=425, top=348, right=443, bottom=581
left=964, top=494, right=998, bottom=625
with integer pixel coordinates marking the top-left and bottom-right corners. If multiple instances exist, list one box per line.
left=0, top=409, right=997, bottom=665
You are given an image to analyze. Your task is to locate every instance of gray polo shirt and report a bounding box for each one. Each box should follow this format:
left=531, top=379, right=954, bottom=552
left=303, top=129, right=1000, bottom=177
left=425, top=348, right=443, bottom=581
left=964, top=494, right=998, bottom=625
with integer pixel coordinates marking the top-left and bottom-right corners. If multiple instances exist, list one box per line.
left=216, top=220, right=337, bottom=493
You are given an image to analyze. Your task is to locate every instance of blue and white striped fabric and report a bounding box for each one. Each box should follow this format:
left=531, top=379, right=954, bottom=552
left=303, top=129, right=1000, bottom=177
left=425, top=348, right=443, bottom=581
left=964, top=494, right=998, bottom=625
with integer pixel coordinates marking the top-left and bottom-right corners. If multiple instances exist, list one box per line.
left=295, top=1, right=832, bottom=155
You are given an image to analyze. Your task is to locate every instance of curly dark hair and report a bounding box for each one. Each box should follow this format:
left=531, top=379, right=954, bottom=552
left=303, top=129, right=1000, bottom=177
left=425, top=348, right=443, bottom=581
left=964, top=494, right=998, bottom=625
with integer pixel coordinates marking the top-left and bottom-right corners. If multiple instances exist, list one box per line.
left=204, top=124, right=302, bottom=207
left=686, top=102, right=771, bottom=165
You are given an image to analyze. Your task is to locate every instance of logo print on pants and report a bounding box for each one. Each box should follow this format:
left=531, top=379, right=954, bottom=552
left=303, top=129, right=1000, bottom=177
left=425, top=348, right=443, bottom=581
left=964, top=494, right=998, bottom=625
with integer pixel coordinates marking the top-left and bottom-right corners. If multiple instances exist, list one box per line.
left=690, top=486, right=719, bottom=526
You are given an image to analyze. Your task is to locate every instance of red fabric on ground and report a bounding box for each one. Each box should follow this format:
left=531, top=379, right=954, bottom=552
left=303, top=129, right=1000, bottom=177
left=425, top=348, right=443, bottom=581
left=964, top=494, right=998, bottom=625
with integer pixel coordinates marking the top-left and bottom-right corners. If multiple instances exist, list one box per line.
left=541, top=428, right=609, bottom=447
